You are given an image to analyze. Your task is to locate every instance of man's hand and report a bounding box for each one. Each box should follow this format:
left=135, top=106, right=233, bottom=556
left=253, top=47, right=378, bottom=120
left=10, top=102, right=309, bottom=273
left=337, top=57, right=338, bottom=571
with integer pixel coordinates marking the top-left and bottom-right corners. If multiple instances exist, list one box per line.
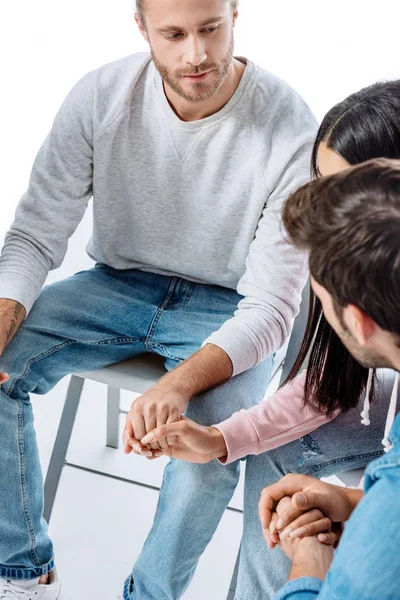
left=259, top=474, right=363, bottom=548
left=123, top=384, right=189, bottom=452
left=122, top=344, right=233, bottom=453
left=288, top=536, right=334, bottom=581
left=0, top=299, right=26, bottom=383
left=268, top=497, right=339, bottom=552
left=133, top=418, right=228, bottom=463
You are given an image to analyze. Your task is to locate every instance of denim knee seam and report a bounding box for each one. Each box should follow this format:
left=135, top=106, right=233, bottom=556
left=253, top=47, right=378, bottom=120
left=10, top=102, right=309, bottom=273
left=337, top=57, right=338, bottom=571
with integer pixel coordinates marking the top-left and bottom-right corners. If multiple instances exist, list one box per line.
left=6, top=339, right=77, bottom=398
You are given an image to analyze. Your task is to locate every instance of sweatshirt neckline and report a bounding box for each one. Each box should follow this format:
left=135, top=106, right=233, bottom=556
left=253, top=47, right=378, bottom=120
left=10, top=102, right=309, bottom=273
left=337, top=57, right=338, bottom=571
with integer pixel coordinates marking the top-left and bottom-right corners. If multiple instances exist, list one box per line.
left=153, top=57, right=255, bottom=129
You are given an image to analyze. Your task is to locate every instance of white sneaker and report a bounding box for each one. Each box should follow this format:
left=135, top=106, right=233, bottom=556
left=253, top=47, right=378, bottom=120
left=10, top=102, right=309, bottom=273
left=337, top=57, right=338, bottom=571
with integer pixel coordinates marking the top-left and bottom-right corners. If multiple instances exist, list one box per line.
left=0, top=569, right=61, bottom=599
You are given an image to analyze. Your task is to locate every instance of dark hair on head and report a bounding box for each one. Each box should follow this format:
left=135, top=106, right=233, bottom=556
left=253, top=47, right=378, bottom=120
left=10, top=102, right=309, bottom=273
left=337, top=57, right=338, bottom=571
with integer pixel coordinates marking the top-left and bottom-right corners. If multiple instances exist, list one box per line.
left=286, top=80, right=400, bottom=416
left=285, top=158, right=400, bottom=415
left=312, top=80, right=400, bottom=177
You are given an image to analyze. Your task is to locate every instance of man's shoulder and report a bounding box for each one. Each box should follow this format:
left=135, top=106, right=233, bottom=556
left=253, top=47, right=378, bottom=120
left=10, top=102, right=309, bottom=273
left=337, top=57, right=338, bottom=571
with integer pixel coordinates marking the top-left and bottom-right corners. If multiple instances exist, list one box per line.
left=86, top=52, right=152, bottom=88
left=72, top=52, right=152, bottom=134
left=245, top=60, right=317, bottom=139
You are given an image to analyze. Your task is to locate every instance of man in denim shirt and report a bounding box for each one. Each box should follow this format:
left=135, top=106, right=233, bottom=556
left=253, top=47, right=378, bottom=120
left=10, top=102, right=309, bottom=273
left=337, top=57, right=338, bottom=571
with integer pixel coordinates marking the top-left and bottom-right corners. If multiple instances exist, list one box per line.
left=259, top=158, right=400, bottom=600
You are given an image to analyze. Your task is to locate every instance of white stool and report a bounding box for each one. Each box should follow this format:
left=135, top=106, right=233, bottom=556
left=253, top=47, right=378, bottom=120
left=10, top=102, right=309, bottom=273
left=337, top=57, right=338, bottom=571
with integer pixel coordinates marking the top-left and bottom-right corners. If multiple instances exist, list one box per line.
left=43, top=353, right=167, bottom=522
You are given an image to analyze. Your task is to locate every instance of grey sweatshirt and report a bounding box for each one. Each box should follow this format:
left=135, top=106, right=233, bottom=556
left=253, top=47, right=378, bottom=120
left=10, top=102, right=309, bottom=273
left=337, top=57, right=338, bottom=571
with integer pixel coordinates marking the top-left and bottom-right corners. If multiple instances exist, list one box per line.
left=0, top=53, right=317, bottom=375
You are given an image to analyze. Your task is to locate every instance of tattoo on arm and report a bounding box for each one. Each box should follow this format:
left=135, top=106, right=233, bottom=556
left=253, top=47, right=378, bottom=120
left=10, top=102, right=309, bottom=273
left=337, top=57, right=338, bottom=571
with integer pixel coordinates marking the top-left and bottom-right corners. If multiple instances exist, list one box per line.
left=5, top=302, right=24, bottom=344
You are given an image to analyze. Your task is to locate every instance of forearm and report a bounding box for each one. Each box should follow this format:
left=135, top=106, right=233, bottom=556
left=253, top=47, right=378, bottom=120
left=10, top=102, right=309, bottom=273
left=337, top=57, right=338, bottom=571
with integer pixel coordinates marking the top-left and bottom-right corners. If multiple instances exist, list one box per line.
left=289, top=560, right=326, bottom=582
left=155, top=343, right=233, bottom=398
left=0, top=298, right=26, bottom=352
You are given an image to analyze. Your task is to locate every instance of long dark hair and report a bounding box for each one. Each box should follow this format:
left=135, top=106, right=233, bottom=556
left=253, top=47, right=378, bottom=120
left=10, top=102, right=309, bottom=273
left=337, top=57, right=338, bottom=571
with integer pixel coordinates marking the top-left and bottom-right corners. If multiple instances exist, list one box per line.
left=285, top=80, right=400, bottom=416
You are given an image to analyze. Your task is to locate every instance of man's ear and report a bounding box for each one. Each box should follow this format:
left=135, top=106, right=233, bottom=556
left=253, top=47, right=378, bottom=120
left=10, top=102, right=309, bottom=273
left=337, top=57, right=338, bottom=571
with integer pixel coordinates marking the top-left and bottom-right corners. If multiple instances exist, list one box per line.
left=232, top=8, right=239, bottom=26
left=135, top=12, right=149, bottom=42
left=345, top=304, right=376, bottom=345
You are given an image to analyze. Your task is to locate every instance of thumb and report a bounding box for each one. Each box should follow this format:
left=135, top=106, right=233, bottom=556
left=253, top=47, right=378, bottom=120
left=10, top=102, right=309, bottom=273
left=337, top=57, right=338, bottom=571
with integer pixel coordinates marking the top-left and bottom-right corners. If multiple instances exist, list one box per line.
left=141, top=420, right=188, bottom=445
left=0, top=372, right=9, bottom=385
left=292, top=491, right=328, bottom=513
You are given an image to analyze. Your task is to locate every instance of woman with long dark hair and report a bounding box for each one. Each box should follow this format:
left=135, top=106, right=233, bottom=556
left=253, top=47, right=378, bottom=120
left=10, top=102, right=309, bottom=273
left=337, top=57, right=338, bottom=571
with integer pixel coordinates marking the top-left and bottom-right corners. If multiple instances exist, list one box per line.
left=133, top=80, right=400, bottom=599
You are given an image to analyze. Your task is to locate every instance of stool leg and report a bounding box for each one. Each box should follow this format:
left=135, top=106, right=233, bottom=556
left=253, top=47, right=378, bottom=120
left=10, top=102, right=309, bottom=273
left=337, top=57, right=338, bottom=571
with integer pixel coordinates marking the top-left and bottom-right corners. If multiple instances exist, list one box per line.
left=44, top=375, right=85, bottom=522
left=106, top=385, right=121, bottom=449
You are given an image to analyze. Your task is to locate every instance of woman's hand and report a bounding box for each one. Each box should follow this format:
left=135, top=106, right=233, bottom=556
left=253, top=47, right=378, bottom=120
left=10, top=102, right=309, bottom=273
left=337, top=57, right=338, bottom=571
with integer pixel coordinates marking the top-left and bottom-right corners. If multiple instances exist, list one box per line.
left=123, top=417, right=228, bottom=464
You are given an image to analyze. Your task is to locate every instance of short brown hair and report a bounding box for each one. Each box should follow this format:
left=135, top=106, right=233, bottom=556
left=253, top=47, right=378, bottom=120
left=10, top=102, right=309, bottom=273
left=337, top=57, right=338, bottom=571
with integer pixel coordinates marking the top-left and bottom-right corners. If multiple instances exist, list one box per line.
left=136, top=0, right=238, bottom=22
left=283, top=158, right=400, bottom=337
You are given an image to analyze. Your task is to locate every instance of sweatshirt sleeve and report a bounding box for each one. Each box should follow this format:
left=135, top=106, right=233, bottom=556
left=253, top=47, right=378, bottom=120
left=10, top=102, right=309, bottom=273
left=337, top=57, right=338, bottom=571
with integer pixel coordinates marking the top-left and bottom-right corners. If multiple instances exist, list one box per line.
left=0, top=74, right=95, bottom=314
left=213, top=371, right=339, bottom=464
left=204, top=133, right=314, bottom=376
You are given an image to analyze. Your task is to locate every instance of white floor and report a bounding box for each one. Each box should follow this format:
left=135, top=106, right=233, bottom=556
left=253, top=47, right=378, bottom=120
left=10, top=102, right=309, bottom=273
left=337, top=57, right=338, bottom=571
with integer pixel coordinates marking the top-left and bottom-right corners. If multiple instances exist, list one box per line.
left=32, top=368, right=283, bottom=600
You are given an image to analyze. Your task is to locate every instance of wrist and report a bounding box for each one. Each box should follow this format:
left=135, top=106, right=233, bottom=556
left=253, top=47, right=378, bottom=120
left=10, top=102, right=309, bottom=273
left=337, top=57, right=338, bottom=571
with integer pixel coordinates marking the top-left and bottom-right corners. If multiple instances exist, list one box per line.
left=343, top=487, right=363, bottom=514
left=209, top=427, right=228, bottom=460
left=290, top=538, right=333, bottom=581
left=154, top=370, right=194, bottom=401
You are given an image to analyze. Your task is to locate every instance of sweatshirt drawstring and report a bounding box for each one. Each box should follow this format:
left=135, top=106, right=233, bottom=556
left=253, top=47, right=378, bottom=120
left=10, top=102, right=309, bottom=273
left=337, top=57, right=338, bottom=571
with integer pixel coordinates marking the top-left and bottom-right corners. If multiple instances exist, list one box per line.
left=382, top=371, right=399, bottom=453
left=360, top=368, right=374, bottom=426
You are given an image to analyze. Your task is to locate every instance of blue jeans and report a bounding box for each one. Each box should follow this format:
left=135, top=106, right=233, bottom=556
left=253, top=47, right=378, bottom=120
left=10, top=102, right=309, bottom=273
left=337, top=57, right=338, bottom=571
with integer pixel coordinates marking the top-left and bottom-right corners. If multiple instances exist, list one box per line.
left=0, top=265, right=393, bottom=598
left=0, top=265, right=272, bottom=582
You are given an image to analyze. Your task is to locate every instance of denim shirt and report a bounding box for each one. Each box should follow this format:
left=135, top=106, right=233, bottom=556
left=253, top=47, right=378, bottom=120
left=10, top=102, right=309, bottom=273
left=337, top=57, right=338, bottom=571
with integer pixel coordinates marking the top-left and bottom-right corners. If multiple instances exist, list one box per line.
left=275, top=412, right=400, bottom=600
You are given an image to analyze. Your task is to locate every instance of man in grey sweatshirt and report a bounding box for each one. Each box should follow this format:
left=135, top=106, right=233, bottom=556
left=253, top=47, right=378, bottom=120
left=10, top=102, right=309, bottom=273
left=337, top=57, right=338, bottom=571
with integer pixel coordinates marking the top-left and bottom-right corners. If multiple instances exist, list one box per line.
left=0, top=0, right=317, bottom=598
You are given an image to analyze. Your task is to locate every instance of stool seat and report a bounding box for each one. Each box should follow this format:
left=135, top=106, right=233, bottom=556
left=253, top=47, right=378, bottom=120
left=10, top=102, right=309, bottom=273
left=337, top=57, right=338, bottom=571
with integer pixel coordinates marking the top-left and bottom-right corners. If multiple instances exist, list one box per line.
left=78, top=353, right=167, bottom=394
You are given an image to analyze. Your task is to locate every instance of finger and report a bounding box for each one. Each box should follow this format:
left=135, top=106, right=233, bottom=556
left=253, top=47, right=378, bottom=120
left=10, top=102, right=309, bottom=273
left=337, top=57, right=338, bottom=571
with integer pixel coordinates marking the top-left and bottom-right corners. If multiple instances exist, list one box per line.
left=277, top=490, right=332, bottom=531
left=166, top=414, right=178, bottom=447
left=263, top=529, right=277, bottom=550
left=131, top=411, right=147, bottom=446
left=279, top=509, right=324, bottom=538
left=269, top=497, right=301, bottom=535
left=141, top=421, right=187, bottom=445
left=123, top=428, right=154, bottom=458
left=123, top=419, right=134, bottom=454
left=156, top=410, right=171, bottom=451
left=258, top=475, right=310, bottom=530
left=143, top=413, right=160, bottom=451
left=318, top=532, right=338, bottom=545
left=291, top=490, right=334, bottom=517
left=269, top=512, right=281, bottom=544
left=285, top=517, right=332, bottom=541
left=130, top=443, right=153, bottom=458
left=0, top=372, right=9, bottom=384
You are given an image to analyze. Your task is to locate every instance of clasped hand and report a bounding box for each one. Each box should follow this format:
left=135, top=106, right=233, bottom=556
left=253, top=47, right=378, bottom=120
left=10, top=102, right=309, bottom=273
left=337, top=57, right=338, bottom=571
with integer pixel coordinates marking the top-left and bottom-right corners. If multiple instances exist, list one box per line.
left=122, top=384, right=228, bottom=463
left=122, top=384, right=188, bottom=454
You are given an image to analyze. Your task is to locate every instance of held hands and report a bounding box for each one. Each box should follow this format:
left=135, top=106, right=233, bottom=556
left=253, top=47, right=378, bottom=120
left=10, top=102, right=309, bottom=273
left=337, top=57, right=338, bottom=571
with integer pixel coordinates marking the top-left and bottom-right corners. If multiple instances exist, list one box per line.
left=258, top=474, right=361, bottom=550
left=123, top=413, right=228, bottom=463
left=265, top=492, right=337, bottom=581
left=268, top=496, right=340, bottom=558
left=122, top=344, right=233, bottom=460
left=123, top=384, right=189, bottom=454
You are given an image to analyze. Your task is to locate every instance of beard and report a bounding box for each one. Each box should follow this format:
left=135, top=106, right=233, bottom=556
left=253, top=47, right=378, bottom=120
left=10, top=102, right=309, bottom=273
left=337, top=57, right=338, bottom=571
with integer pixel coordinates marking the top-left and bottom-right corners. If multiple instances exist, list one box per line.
left=151, top=36, right=234, bottom=103
left=334, top=307, right=395, bottom=369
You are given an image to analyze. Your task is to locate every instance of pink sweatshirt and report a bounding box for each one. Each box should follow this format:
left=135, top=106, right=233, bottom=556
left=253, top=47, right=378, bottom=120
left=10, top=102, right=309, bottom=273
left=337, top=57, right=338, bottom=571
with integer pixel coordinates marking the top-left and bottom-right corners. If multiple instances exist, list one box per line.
left=214, top=371, right=339, bottom=464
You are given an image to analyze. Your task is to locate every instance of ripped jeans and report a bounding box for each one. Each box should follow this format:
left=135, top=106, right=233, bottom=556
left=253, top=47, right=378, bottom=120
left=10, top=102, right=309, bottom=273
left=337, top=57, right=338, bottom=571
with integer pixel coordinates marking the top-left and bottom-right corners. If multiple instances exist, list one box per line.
left=234, top=368, right=396, bottom=599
